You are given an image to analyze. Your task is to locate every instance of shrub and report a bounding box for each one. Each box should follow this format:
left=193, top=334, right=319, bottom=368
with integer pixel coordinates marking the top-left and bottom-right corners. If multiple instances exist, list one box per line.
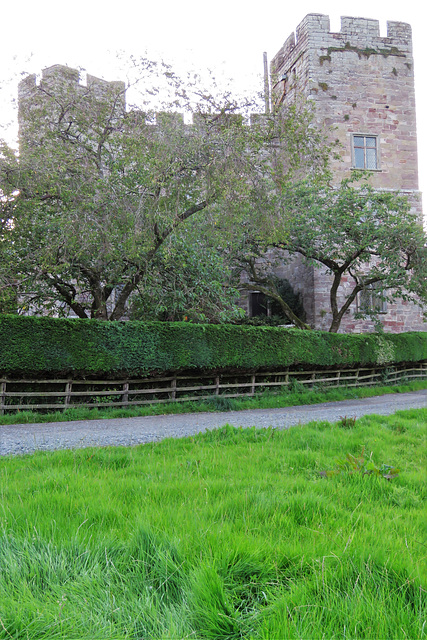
left=0, top=315, right=426, bottom=378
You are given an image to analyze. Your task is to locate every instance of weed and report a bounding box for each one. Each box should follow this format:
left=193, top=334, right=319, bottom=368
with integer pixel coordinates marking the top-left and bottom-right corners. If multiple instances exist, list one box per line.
left=320, top=446, right=400, bottom=480
left=380, top=368, right=396, bottom=385
left=338, top=415, right=357, bottom=428
left=287, top=378, right=305, bottom=394
left=203, top=396, right=239, bottom=412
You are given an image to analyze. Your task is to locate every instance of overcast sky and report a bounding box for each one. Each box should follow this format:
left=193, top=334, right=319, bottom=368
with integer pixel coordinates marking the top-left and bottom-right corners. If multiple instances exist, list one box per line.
left=1, top=0, right=425, bottom=199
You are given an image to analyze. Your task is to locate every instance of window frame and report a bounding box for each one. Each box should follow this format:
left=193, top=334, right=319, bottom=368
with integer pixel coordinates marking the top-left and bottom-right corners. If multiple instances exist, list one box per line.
left=351, top=134, right=380, bottom=171
left=356, top=279, right=387, bottom=315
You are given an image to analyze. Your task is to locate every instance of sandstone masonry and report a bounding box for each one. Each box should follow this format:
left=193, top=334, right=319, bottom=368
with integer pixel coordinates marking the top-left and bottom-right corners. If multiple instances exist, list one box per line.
left=270, top=14, right=425, bottom=333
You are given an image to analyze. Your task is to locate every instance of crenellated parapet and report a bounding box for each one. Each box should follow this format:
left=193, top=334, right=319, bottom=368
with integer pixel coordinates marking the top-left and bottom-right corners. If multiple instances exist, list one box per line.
left=18, top=64, right=126, bottom=101
left=271, top=13, right=413, bottom=80
left=18, top=65, right=263, bottom=139
left=18, top=65, right=127, bottom=153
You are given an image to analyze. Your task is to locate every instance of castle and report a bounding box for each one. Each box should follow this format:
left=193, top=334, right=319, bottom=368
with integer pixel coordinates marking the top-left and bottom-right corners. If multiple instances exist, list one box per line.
left=16, top=14, right=426, bottom=332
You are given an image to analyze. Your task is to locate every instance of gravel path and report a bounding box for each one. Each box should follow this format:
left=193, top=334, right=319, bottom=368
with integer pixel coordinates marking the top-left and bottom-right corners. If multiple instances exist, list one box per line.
left=1, top=390, right=425, bottom=457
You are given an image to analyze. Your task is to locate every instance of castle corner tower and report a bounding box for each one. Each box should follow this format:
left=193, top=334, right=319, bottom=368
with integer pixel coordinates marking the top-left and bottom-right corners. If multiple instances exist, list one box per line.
left=269, top=15, right=425, bottom=332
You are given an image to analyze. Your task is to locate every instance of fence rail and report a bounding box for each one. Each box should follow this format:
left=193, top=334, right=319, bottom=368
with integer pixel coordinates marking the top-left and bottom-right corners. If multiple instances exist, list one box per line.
left=0, top=363, right=426, bottom=413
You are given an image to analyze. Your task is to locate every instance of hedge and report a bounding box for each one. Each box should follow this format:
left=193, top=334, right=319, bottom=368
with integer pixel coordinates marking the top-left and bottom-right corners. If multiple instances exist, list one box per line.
left=0, top=315, right=426, bottom=378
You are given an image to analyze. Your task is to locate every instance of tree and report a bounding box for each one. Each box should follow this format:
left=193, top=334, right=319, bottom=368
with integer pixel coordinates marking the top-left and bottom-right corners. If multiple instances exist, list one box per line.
left=0, top=172, right=18, bottom=313
left=0, top=64, right=251, bottom=320
left=233, top=242, right=311, bottom=329
left=0, top=61, right=330, bottom=321
left=242, top=176, right=427, bottom=332
left=129, top=220, right=244, bottom=323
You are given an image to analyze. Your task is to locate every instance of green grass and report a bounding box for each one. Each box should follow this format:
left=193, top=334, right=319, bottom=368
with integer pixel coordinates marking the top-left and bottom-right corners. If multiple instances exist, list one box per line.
left=0, top=408, right=426, bottom=639
left=1, top=379, right=426, bottom=425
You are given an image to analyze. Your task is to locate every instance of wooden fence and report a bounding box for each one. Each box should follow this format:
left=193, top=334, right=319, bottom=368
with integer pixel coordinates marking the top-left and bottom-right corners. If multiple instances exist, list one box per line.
left=1, top=362, right=426, bottom=414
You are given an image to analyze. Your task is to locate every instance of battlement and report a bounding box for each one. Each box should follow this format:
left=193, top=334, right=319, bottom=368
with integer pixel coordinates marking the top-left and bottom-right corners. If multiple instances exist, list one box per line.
left=271, top=13, right=412, bottom=76
left=18, top=65, right=267, bottom=129
left=18, top=64, right=126, bottom=102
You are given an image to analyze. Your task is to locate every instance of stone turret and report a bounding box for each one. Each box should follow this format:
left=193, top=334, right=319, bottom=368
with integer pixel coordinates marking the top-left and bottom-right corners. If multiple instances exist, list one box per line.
left=18, top=65, right=126, bottom=153
left=268, top=14, right=425, bottom=333
left=271, top=14, right=419, bottom=195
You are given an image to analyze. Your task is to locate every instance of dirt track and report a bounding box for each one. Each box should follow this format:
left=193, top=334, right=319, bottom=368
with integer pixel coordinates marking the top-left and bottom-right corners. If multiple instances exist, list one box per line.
left=1, top=390, right=425, bottom=456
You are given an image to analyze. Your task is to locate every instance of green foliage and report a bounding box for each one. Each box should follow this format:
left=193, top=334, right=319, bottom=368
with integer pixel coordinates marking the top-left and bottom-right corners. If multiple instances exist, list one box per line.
left=273, top=278, right=306, bottom=321
left=0, top=315, right=426, bottom=377
left=236, top=314, right=288, bottom=327
left=250, top=174, right=427, bottom=332
left=236, top=280, right=306, bottom=328
left=129, top=222, right=244, bottom=323
left=202, top=396, right=240, bottom=412
left=320, top=446, right=400, bottom=480
left=0, top=284, right=16, bottom=314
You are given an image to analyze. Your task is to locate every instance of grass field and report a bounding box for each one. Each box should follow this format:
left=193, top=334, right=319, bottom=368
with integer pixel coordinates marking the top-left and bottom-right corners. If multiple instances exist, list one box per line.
left=0, top=408, right=426, bottom=639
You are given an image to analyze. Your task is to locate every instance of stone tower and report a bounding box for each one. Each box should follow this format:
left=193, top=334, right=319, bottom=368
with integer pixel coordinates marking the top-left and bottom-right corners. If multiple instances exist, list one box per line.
left=269, top=14, right=425, bottom=332
left=271, top=14, right=419, bottom=195
left=18, top=64, right=126, bottom=156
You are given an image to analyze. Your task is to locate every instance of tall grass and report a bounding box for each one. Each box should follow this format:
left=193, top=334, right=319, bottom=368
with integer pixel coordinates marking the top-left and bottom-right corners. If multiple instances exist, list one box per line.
left=0, top=408, right=426, bottom=638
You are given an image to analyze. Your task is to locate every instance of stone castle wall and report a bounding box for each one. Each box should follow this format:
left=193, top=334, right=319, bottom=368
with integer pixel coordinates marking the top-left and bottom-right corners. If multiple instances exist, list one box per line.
left=311, top=268, right=426, bottom=333
left=18, top=64, right=126, bottom=106
left=18, top=65, right=127, bottom=155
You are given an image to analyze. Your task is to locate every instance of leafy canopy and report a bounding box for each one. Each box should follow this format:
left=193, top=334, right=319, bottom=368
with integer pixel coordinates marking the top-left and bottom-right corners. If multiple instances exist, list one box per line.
left=240, top=174, right=426, bottom=332
left=0, top=61, right=327, bottom=320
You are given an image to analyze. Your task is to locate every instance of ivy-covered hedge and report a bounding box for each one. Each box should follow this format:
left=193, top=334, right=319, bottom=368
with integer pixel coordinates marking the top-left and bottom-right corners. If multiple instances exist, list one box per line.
left=0, top=315, right=426, bottom=377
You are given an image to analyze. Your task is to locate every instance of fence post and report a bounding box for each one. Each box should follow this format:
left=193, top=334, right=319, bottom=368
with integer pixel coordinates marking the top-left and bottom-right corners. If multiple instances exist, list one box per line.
left=251, top=374, right=256, bottom=396
left=122, top=381, right=129, bottom=406
left=170, top=376, right=177, bottom=401
left=0, top=380, right=5, bottom=415
left=64, top=380, right=72, bottom=410
left=215, top=376, right=220, bottom=396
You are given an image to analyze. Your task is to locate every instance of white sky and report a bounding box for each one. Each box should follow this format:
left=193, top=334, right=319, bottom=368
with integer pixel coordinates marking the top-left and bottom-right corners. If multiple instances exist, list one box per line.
left=1, top=0, right=425, bottom=201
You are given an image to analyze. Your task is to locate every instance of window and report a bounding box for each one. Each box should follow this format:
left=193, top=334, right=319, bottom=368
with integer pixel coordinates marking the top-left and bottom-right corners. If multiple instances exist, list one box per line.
left=249, top=292, right=271, bottom=317
left=357, top=281, right=387, bottom=314
left=352, top=135, right=378, bottom=170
